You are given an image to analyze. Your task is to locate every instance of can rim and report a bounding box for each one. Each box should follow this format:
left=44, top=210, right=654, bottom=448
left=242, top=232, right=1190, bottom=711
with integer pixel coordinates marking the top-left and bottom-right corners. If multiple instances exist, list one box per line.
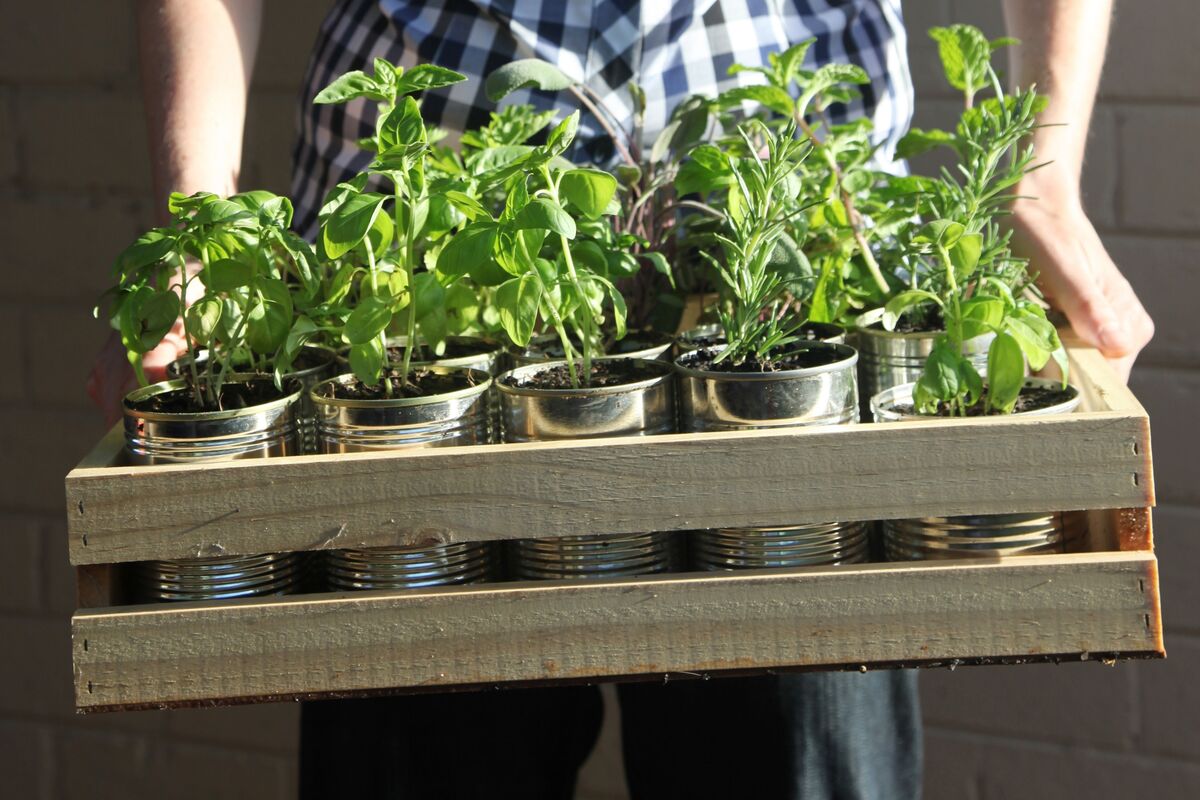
left=123, top=378, right=303, bottom=423
left=310, top=367, right=493, bottom=409
left=672, top=342, right=858, bottom=381
left=871, top=376, right=1082, bottom=420
left=336, top=335, right=505, bottom=370
left=496, top=357, right=675, bottom=398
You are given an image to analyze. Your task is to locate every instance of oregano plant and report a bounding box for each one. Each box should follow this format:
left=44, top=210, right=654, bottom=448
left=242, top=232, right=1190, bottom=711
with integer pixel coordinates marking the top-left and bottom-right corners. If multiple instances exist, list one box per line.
left=872, top=25, right=1067, bottom=414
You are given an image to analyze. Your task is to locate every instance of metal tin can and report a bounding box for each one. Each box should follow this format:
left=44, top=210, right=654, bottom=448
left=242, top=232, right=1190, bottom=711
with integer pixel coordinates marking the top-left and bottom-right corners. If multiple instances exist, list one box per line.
left=123, top=379, right=304, bottom=601
left=854, top=326, right=992, bottom=419
left=872, top=377, right=1083, bottom=560
left=167, top=345, right=337, bottom=455
left=675, top=343, right=866, bottom=570
left=497, top=358, right=677, bottom=579
left=511, top=331, right=674, bottom=368
left=312, top=368, right=497, bottom=589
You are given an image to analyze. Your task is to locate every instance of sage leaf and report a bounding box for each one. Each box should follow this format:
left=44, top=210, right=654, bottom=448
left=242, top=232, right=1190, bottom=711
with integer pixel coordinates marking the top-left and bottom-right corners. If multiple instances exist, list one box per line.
left=484, top=59, right=575, bottom=102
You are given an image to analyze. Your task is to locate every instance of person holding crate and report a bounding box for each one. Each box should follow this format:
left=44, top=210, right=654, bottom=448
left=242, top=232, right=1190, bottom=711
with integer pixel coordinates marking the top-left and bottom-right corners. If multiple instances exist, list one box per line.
left=90, top=1, right=1153, bottom=797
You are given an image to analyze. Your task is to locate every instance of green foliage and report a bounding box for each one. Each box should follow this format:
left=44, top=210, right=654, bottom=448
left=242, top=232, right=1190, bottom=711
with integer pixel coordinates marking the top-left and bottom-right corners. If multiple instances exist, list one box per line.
left=437, top=111, right=645, bottom=386
left=484, top=59, right=575, bottom=102
left=683, top=120, right=814, bottom=364
left=105, top=189, right=321, bottom=408
left=876, top=24, right=1067, bottom=416
left=314, top=58, right=471, bottom=389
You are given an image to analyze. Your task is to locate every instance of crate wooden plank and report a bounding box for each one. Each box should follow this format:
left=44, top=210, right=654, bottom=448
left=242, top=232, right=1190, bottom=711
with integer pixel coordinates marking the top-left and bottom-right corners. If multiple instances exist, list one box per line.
left=71, top=548, right=1163, bottom=711
left=65, top=348, right=1151, bottom=566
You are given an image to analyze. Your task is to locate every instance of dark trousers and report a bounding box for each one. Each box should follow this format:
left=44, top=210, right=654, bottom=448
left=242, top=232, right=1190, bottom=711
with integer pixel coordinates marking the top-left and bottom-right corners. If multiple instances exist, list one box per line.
left=300, top=671, right=922, bottom=800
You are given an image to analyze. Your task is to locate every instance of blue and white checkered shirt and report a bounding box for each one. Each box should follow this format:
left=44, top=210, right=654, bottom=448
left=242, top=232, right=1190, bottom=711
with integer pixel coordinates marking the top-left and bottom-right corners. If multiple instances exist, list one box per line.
left=291, top=0, right=913, bottom=238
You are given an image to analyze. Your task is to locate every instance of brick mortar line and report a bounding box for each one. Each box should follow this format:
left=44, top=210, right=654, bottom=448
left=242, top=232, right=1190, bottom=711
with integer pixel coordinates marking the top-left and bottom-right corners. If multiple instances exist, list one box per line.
left=924, top=723, right=1200, bottom=768
left=0, top=711, right=301, bottom=758
left=1131, top=363, right=1200, bottom=378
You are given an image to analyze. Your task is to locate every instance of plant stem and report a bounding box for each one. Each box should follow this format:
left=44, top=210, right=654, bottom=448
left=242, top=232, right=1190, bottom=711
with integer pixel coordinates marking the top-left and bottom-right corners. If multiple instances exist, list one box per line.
left=793, top=115, right=891, bottom=296
left=542, top=166, right=594, bottom=386
left=185, top=242, right=207, bottom=408
left=527, top=268, right=580, bottom=384
left=937, top=242, right=968, bottom=417
left=567, top=85, right=636, bottom=167
left=396, top=181, right=417, bottom=391
left=363, top=242, right=392, bottom=398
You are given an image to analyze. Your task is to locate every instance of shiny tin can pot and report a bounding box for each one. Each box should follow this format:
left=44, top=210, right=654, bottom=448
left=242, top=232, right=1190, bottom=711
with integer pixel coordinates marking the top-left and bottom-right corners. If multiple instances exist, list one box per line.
left=336, top=335, right=508, bottom=376
left=312, top=367, right=497, bottom=589
left=855, top=326, right=992, bottom=418
left=123, top=378, right=304, bottom=601
left=872, top=377, right=1082, bottom=560
left=675, top=343, right=866, bottom=570
left=511, top=331, right=674, bottom=368
left=675, top=343, right=858, bottom=432
left=497, top=358, right=677, bottom=579
left=168, top=344, right=337, bottom=454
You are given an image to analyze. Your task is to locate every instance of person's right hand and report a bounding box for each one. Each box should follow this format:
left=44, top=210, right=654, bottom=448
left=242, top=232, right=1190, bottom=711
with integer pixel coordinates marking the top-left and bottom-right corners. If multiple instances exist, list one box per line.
left=1008, top=174, right=1154, bottom=382
left=87, top=320, right=189, bottom=426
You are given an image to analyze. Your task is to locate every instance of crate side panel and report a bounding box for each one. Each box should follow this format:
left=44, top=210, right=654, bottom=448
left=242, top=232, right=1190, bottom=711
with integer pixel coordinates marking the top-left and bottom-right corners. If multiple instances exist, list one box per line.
left=67, top=412, right=1151, bottom=565
left=73, top=552, right=1161, bottom=709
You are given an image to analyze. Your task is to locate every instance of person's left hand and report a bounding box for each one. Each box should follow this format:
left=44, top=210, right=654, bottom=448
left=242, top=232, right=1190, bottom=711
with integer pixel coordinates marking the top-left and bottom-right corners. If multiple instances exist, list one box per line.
left=87, top=319, right=189, bottom=426
left=1007, top=173, right=1154, bottom=382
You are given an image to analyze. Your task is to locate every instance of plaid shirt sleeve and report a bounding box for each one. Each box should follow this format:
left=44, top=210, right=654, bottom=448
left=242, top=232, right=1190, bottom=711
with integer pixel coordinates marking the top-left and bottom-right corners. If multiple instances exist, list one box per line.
left=290, top=0, right=913, bottom=239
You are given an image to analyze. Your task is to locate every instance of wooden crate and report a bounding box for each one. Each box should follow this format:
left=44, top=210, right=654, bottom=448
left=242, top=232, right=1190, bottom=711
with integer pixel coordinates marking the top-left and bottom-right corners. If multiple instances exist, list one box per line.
left=65, top=346, right=1161, bottom=712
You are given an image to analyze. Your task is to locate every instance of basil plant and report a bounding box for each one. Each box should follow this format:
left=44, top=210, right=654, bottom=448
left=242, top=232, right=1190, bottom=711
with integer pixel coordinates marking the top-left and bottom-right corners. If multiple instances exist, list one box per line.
left=313, top=60, right=469, bottom=392
left=438, top=111, right=634, bottom=387
left=106, top=190, right=319, bottom=409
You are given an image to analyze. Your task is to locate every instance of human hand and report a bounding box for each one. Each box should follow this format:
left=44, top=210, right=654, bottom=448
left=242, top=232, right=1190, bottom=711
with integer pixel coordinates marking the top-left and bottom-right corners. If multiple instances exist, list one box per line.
left=87, top=319, right=189, bottom=427
left=1008, top=177, right=1153, bottom=382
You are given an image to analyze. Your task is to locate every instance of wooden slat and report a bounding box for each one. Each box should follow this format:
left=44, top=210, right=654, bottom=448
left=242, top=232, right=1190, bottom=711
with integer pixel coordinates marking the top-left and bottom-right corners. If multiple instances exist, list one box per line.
left=72, top=550, right=1163, bottom=711
left=64, top=345, right=1154, bottom=565
left=1066, top=346, right=1149, bottom=415
left=65, top=410, right=1149, bottom=565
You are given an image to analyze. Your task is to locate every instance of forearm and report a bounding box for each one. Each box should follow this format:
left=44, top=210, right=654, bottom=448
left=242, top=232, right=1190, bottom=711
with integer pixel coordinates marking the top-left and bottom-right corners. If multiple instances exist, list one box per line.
left=137, top=0, right=262, bottom=207
left=1002, top=0, right=1113, bottom=195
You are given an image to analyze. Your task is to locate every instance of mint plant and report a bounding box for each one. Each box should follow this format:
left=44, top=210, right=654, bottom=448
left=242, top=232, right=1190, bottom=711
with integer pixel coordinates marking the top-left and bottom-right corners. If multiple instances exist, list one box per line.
left=106, top=190, right=318, bottom=410
left=874, top=25, right=1066, bottom=414
left=313, top=60, right=468, bottom=393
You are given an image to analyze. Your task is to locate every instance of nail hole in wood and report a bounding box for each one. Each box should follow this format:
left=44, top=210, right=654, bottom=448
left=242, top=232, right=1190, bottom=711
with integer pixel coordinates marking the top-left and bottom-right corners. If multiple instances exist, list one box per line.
left=77, top=500, right=84, bottom=515
left=87, top=681, right=94, bottom=694
left=1132, top=473, right=1139, bottom=486
left=83, top=639, right=89, bottom=652
left=1139, top=579, right=1145, bottom=593
left=1132, top=442, right=1139, bottom=455
left=1145, top=614, right=1151, bottom=630
left=82, top=533, right=88, bottom=546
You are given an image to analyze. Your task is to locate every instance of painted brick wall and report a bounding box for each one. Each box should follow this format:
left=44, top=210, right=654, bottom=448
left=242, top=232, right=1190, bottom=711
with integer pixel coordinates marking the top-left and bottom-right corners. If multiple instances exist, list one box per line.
left=0, top=1, right=1193, bottom=797
left=913, top=1, right=1200, bottom=797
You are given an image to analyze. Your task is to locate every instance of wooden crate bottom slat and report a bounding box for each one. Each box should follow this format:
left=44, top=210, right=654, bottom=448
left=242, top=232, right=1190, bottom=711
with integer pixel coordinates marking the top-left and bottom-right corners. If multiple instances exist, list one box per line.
left=72, top=550, right=1163, bottom=711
